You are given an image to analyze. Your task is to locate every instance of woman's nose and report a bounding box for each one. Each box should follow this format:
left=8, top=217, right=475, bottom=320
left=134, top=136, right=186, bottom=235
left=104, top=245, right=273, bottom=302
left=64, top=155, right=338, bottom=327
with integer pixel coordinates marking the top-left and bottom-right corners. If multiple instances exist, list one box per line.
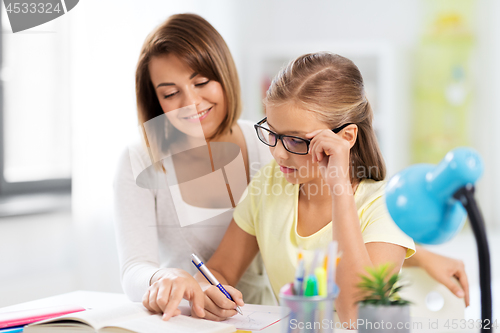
left=183, top=87, right=202, bottom=107
left=271, top=139, right=289, bottom=161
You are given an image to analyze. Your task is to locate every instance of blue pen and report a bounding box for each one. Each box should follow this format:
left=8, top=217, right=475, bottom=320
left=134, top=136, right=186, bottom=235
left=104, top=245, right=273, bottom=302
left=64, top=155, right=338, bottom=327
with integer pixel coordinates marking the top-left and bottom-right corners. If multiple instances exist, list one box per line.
left=191, top=253, right=243, bottom=315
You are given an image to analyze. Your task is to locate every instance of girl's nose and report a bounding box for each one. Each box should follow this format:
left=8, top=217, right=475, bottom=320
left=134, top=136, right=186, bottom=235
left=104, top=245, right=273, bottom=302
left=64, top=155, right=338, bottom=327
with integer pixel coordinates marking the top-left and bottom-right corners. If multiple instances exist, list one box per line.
left=271, top=139, right=289, bottom=161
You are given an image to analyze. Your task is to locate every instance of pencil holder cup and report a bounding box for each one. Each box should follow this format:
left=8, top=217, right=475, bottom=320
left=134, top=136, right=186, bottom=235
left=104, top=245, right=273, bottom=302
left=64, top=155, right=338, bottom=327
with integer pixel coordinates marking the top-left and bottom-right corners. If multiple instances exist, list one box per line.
left=279, top=294, right=336, bottom=333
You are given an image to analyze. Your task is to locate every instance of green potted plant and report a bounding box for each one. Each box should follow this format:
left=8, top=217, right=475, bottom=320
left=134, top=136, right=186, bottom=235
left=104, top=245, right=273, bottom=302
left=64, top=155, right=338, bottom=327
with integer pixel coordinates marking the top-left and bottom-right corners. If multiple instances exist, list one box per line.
left=356, top=263, right=411, bottom=333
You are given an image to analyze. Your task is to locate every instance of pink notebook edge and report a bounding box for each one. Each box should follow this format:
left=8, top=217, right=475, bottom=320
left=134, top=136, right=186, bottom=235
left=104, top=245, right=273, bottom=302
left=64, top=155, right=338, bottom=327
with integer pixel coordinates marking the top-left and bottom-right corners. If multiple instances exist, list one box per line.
left=0, top=304, right=86, bottom=329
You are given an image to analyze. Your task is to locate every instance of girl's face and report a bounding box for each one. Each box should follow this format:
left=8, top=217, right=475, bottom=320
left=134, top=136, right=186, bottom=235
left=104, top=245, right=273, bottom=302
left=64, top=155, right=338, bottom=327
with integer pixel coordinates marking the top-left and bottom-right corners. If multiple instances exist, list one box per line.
left=266, top=103, right=330, bottom=184
left=148, top=54, right=227, bottom=139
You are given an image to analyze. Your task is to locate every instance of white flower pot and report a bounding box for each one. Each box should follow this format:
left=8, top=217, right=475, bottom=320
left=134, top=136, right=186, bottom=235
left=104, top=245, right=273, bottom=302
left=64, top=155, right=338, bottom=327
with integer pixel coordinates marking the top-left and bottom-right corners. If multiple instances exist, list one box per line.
left=357, top=304, right=410, bottom=333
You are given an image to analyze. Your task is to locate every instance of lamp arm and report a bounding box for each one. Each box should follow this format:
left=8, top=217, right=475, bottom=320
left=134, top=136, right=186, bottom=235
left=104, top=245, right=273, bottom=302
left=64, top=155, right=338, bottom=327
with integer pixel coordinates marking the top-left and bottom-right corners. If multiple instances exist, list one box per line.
left=453, top=184, right=492, bottom=331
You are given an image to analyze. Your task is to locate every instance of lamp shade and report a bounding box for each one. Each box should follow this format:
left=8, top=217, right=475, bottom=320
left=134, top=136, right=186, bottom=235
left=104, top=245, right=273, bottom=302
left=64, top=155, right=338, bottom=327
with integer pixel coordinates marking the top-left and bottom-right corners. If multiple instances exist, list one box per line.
left=385, top=147, right=484, bottom=245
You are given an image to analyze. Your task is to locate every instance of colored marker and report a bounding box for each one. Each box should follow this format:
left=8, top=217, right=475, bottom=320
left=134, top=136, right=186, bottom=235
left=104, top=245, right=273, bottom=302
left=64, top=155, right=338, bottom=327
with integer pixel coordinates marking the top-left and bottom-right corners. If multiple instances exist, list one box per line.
left=309, top=250, right=322, bottom=276
left=314, top=266, right=327, bottom=297
left=293, top=252, right=305, bottom=295
left=327, top=241, right=338, bottom=295
left=280, top=282, right=294, bottom=296
left=303, top=275, right=318, bottom=296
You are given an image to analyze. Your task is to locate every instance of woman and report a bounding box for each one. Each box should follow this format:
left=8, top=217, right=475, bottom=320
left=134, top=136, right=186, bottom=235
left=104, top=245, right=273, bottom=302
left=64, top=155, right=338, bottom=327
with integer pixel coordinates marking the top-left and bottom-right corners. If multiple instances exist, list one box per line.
left=113, top=13, right=470, bottom=322
left=113, top=13, right=275, bottom=320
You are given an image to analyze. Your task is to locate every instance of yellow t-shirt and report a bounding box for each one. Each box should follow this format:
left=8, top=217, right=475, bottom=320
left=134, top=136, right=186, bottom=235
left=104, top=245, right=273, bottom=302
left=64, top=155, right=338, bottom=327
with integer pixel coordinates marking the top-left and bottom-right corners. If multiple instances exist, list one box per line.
left=233, top=160, right=416, bottom=299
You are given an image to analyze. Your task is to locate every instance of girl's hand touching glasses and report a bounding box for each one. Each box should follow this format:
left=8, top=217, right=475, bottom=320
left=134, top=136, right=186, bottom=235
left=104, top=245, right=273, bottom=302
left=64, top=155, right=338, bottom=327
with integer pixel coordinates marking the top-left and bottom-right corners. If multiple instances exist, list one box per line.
left=305, top=126, right=357, bottom=191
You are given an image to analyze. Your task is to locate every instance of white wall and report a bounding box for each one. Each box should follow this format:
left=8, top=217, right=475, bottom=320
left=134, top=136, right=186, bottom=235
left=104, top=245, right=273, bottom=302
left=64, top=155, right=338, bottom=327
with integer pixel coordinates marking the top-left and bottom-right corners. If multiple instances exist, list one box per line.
left=0, top=212, right=78, bottom=306
left=464, top=0, right=500, bottom=231
left=236, top=0, right=421, bottom=119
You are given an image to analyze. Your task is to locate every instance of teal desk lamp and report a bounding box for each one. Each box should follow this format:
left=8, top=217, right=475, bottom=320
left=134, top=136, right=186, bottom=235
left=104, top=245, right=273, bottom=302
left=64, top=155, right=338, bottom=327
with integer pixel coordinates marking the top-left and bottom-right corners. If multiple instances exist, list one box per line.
left=385, top=147, right=492, bottom=331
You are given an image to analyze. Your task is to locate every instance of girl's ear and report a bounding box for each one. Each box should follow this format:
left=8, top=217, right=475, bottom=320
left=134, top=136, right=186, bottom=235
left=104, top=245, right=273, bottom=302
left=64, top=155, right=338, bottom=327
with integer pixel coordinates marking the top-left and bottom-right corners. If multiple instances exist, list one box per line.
left=340, top=124, right=358, bottom=149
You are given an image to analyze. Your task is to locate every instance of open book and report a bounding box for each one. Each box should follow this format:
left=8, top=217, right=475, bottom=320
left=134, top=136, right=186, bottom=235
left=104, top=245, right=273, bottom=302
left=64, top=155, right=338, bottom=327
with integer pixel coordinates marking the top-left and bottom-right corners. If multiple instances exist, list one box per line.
left=23, top=303, right=235, bottom=333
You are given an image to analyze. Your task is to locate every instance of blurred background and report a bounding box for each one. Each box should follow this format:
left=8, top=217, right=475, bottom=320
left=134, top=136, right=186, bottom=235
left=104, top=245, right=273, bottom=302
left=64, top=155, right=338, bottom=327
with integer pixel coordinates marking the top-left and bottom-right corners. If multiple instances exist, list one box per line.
left=0, top=0, right=498, bottom=321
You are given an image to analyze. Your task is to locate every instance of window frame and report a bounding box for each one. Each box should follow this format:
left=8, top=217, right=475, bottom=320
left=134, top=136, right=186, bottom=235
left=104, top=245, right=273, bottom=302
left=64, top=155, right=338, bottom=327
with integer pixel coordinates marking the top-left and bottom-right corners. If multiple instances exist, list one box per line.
left=0, top=5, right=71, bottom=198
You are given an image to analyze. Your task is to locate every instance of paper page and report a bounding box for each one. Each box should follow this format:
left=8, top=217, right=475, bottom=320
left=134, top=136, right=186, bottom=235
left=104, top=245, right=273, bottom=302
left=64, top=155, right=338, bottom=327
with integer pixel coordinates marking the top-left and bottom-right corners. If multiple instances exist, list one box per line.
left=223, top=304, right=289, bottom=331
left=25, top=303, right=151, bottom=331
left=25, top=320, right=95, bottom=332
left=101, top=314, right=235, bottom=333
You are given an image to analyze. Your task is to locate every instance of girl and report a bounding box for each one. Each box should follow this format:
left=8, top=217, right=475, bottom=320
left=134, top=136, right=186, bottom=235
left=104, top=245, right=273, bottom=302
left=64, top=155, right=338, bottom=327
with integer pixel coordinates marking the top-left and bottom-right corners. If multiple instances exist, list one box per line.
left=191, top=52, right=416, bottom=325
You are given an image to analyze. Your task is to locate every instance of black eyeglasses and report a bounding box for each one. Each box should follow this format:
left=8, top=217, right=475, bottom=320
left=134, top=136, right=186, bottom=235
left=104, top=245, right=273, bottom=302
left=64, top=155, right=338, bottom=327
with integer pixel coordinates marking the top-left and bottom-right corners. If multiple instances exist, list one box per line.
left=254, top=117, right=353, bottom=155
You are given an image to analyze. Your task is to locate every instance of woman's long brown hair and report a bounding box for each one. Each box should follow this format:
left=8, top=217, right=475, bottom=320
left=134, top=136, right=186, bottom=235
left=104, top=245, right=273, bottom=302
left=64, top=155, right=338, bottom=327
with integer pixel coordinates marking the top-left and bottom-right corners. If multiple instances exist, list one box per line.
left=135, top=13, right=241, bottom=147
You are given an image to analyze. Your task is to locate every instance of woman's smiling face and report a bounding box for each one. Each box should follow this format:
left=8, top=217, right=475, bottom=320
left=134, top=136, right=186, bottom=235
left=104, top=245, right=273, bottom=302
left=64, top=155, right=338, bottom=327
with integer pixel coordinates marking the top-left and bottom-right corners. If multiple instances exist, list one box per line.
left=148, top=53, right=227, bottom=139
left=266, top=103, right=330, bottom=184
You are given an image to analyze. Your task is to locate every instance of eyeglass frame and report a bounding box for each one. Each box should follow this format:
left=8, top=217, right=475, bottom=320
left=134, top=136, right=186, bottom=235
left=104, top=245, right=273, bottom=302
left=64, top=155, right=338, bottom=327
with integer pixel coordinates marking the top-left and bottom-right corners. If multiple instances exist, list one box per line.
left=254, top=117, right=354, bottom=155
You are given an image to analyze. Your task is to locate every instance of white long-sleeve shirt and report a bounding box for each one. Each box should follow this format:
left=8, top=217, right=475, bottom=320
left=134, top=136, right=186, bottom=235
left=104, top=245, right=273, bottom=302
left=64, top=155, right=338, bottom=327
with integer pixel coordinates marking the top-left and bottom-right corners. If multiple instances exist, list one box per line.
left=113, top=119, right=275, bottom=305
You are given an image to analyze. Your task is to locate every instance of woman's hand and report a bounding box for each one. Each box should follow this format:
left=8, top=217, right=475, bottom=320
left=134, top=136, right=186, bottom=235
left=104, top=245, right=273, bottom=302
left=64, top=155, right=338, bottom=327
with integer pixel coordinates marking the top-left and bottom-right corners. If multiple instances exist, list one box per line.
left=305, top=127, right=355, bottom=190
left=142, top=268, right=206, bottom=320
left=405, top=246, right=470, bottom=307
left=192, top=284, right=244, bottom=321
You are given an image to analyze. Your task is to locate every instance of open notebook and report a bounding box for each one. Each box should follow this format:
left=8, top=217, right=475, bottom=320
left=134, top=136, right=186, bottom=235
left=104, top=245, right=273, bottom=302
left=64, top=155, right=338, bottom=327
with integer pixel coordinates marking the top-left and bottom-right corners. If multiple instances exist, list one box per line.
left=23, top=303, right=235, bottom=333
